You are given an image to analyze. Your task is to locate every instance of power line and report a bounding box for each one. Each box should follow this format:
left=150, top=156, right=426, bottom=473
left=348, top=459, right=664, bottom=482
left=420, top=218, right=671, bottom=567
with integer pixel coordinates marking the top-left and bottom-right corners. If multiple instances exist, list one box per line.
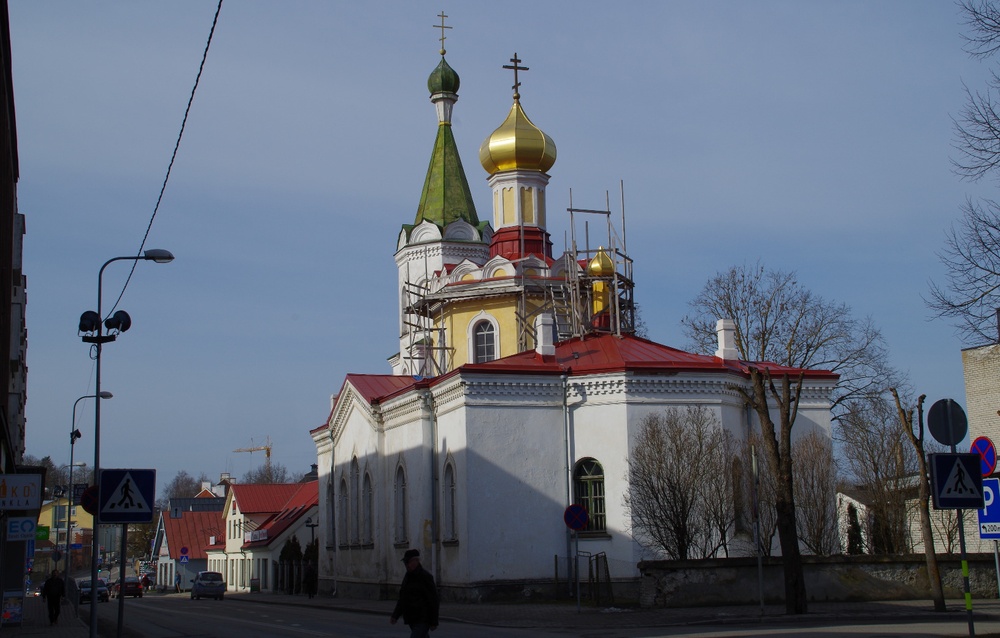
left=106, top=1, right=224, bottom=318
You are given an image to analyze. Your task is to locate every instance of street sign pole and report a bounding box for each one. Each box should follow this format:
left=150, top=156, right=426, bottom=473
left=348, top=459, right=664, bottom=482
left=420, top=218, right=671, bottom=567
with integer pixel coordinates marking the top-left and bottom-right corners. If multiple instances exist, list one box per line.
left=949, top=400, right=974, bottom=638
left=995, top=541, right=1000, bottom=602
left=929, top=398, right=975, bottom=638
left=574, top=532, right=580, bottom=613
left=117, top=522, right=127, bottom=638
left=563, top=504, right=589, bottom=614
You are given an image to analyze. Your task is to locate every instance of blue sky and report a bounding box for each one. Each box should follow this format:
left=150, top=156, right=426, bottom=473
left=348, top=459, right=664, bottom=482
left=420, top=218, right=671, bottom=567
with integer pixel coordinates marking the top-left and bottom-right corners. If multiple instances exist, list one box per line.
left=8, top=2, right=994, bottom=495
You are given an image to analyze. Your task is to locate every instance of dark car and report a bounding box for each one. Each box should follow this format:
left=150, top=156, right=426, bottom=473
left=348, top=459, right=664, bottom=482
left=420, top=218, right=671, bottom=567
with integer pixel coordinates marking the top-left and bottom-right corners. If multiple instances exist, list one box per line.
left=190, top=571, right=225, bottom=600
left=112, top=576, right=143, bottom=598
left=78, top=578, right=110, bottom=603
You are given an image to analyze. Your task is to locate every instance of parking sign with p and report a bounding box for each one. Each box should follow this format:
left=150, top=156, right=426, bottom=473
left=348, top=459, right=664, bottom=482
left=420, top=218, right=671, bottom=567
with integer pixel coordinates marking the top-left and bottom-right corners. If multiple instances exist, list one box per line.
left=978, top=477, right=1000, bottom=539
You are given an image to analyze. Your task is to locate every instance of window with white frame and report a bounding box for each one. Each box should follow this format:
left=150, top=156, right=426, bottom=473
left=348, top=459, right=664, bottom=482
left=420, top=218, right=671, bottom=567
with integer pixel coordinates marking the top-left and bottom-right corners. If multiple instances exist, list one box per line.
left=573, top=458, right=606, bottom=532
left=473, top=320, right=496, bottom=363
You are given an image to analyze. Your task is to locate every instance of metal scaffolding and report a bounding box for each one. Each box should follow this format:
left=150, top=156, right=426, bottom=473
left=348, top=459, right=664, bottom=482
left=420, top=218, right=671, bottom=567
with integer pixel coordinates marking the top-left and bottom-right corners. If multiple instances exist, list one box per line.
left=399, top=182, right=636, bottom=375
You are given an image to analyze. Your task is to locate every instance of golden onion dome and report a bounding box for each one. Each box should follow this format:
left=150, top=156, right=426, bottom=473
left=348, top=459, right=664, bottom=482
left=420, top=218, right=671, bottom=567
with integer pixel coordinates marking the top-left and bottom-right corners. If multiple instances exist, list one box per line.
left=479, top=100, right=556, bottom=175
left=587, top=247, right=614, bottom=276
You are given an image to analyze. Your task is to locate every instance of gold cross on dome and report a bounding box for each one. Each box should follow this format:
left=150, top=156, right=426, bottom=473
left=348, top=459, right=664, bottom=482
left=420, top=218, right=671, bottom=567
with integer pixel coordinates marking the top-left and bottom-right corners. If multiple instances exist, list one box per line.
left=434, top=12, right=452, bottom=55
left=503, top=53, right=529, bottom=100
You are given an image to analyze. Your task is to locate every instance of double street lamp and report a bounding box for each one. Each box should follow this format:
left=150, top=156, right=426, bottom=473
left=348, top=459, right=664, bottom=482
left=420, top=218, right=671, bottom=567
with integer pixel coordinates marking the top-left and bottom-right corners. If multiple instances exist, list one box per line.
left=78, top=249, right=173, bottom=638
left=65, top=392, right=111, bottom=573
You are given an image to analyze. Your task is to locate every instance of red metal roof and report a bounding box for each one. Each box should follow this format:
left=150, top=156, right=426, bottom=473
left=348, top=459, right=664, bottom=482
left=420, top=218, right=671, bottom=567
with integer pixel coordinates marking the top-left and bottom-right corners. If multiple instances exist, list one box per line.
left=161, top=510, right=224, bottom=560
left=337, top=333, right=836, bottom=406
left=467, top=333, right=836, bottom=379
left=229, top=484, right=304, bottom=515
left=343, top=373, right=428, bottom=404
left=242, top=481, right=318, bottom=549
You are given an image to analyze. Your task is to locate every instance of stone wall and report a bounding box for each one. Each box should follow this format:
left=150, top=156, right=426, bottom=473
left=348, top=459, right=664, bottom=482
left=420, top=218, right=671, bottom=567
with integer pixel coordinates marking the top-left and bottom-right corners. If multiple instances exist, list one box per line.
left=639, top=554, right=1000, bottom=608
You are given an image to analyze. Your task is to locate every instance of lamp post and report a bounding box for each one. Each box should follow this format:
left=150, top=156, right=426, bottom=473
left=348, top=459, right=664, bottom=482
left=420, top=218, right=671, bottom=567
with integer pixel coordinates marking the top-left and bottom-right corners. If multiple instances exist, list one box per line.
left=79, top=249, right=173, bottom=638
left=305, top=517, right=318, bottom=545
left=66, top=392, right=111, bottom=573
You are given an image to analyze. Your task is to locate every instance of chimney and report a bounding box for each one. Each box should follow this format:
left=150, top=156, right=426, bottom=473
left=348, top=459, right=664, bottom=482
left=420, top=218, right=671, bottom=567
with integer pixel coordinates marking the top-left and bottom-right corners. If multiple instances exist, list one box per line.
left=715, top=318, right=739, bottom=360
left=535, top=314, right=555, bottom=357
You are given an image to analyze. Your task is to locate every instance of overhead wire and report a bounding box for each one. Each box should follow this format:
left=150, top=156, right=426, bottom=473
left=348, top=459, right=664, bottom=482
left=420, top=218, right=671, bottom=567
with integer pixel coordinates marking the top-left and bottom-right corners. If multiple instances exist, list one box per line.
left=105, top=0, right=224, bottom=319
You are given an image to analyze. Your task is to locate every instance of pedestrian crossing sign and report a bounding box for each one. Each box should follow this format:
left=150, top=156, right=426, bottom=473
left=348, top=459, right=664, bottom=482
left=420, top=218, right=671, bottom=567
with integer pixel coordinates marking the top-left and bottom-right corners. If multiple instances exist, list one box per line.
left=931, top=453, right=984, bottom=510
left=98, top=468, right=156, bottom=523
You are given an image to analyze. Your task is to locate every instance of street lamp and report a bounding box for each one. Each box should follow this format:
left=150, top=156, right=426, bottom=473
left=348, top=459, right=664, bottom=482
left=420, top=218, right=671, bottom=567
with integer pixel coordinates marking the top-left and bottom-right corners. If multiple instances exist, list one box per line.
left=65, top=392, right=111, bottom=573
left=78, top=249, right=173, bottom=638
left=305, top=517, right=318, bottom=545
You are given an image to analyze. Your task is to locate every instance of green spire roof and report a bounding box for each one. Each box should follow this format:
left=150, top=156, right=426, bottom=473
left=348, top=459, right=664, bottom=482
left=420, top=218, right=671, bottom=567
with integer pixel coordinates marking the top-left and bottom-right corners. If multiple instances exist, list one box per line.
left=414, top=120, right=479, bottom=228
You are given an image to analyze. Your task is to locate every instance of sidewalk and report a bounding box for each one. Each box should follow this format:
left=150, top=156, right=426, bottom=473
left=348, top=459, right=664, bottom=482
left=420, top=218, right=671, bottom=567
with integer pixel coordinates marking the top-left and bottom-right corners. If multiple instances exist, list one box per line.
left=1, top=594, right=87, bottom=637
left=4, top=588, right=1000, bottom=636
left=227, top=590, right=1000, bottom=632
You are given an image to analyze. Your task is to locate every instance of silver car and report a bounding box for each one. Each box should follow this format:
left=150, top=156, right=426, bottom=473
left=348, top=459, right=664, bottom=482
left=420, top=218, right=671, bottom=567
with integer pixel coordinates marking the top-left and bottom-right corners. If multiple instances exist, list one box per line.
left=190, top=571, right=225, bottom=600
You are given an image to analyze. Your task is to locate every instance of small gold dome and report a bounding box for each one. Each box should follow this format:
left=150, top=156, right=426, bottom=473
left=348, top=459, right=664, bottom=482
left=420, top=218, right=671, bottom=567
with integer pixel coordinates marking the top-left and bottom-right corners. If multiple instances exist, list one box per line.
left=479, top=101, right=556, bottom=175
left=588, top=247, right=613, bottom=276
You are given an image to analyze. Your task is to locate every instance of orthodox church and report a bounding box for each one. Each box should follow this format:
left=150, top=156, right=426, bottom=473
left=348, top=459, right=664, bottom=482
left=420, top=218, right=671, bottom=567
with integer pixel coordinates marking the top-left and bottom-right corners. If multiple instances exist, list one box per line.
left=312, top=40, right=838, bottom=601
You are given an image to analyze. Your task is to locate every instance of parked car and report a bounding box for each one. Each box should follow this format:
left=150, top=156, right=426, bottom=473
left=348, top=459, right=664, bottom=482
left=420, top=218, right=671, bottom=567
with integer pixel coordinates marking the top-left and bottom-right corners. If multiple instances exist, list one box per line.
left=78, top=578, right=110, bottom=603
left=112, top=576, right=143, bottom=598
left=190, top=571, right=225, bottom=600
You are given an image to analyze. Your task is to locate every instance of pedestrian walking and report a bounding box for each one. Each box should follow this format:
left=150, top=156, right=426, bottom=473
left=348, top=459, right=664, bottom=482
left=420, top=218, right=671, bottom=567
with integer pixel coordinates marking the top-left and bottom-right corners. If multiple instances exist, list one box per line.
left=389, top=549, right=439, bottom=637
left=174, top=572, right=181, bottom=593
left=303, top=562, right=317, bottom=599
left=40, top=570, right=65, bottom=625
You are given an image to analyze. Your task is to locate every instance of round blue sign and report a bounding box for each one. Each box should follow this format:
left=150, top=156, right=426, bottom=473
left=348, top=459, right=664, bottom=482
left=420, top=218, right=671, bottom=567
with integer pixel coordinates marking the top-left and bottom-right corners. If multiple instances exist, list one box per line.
left=563, top=504, right=589, bottom=531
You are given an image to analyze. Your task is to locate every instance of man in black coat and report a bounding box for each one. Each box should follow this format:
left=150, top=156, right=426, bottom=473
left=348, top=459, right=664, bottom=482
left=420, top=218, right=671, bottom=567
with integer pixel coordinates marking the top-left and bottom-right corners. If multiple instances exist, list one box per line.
left=389, top=549, right=439, bottom=637
left=41, top=570, right=65, bottom=625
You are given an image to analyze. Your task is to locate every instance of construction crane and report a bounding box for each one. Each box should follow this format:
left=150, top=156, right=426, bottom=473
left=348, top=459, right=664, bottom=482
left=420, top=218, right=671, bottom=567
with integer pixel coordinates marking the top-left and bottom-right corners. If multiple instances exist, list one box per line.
left=234, top=437, right=273, bottom=476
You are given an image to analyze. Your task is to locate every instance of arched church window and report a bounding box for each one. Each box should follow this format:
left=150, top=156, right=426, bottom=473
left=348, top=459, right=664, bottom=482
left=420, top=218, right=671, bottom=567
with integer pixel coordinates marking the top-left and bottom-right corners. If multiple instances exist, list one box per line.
left=394, top=466, right=407, bottom=544
left=363, top=472, right=373, bottom=544
left=443, top=462, right=457, bottom=541
left=473, top=321, right=496, bottom=363
left=573, top=458, right=606, bottom=532
left=327, top=481, right=335, bottom=550
left=351, top=458, right=361, bottom=544
left=338, top=477, right=349, bottom=548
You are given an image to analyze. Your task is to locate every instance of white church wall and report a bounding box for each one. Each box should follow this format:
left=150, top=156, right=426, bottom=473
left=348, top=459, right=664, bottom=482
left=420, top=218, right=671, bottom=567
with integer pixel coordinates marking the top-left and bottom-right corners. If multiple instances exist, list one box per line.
left=327, top=393, right=397, bottom=585
left=459, top=377, right=569, bottom=583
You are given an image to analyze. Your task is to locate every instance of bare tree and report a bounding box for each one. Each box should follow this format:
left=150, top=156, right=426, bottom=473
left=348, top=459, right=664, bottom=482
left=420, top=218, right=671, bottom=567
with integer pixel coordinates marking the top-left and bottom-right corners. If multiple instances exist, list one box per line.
left=952, top=0, right=1000, bottom=182
left=890, top=390, right=946, bottom=612
left=792, top=431, right=839, bottom=556
left=838, top=394, right=919, bottom=554
left=932, top=1, right=1000, bottom=342
left=242, top=462, right=294, bottom=484
left=126, top=522, right=157, bottom=562
left=927, top=197, right=1000, bottom=344
left=929, top=507, right=961, bottom=554
left=683, top=263, right=897, bottom=420
left=156, top=470, right=209, bottom=509
left=682, top=263, right=897, bottom=613
left=699, top=429, right=739, bottom=558
left=624, top=407, right=732, bottom=560
left=739, top=434, right=778, bottom=557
